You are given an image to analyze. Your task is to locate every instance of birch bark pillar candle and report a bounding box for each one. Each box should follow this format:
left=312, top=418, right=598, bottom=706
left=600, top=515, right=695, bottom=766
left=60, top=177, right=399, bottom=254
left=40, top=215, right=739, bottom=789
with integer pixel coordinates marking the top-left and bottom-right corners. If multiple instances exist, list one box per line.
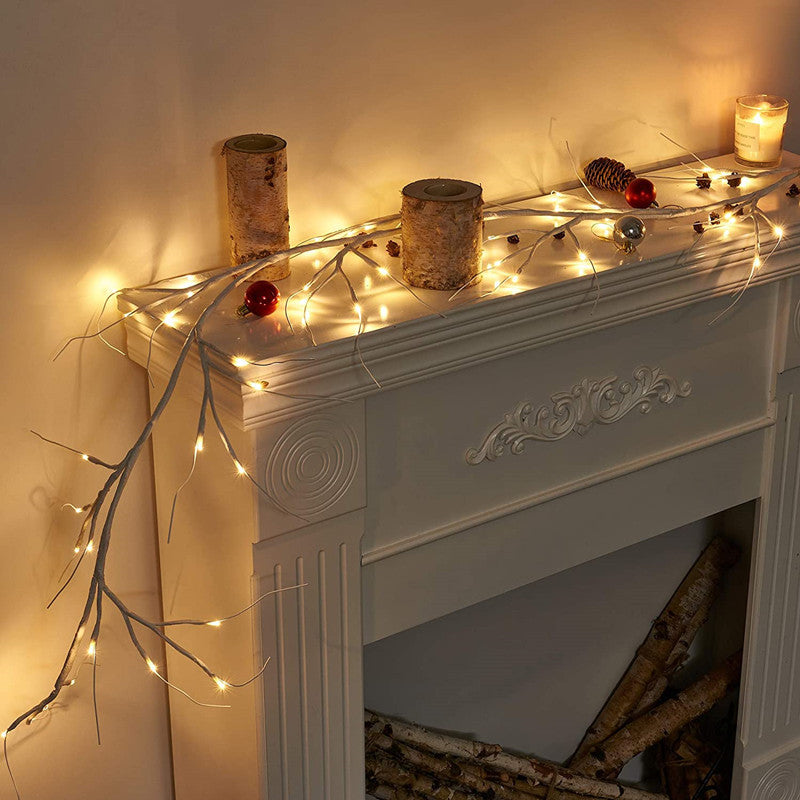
left=401, top=178, right=483, bottom=290
left=223, top=133, right=290, bottom=280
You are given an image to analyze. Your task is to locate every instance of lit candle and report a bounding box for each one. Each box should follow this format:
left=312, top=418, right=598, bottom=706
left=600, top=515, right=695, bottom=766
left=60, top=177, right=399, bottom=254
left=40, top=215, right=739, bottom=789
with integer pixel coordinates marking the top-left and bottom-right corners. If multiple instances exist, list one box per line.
left=735, top=94, right=789, bottom=167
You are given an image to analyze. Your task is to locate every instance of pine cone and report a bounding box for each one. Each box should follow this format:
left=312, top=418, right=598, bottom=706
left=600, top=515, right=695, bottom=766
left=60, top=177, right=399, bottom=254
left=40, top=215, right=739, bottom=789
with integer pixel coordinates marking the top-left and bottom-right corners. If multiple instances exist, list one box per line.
left=584, top=157, right=637, bottom=193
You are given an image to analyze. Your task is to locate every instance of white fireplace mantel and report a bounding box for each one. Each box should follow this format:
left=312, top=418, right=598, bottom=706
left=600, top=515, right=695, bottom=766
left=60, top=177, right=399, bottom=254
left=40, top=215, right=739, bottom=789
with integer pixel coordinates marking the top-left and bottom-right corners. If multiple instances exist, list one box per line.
left=123, top=153, right=800, bottom=800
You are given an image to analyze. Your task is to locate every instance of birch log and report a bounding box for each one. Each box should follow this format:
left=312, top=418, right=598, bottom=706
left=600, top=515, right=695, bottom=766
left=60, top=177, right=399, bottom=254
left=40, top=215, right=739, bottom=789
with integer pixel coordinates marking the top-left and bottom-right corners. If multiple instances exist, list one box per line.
left=575, top=650, right=743, bottom=779
left=366, top=728, right=554, bottom=800
left=401, top=178, right=483, bottom=290
left=365, top=711, right=668, bottom=800
left=568, top=536, right=739, bottom=770
left=223, top=133, right=290, bottom=280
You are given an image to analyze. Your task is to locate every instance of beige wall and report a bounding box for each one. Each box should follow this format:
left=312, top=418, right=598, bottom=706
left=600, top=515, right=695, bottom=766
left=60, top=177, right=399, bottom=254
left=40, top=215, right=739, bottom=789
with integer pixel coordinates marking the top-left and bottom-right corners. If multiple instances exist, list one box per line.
left=2, top=1, right=799, bottom=797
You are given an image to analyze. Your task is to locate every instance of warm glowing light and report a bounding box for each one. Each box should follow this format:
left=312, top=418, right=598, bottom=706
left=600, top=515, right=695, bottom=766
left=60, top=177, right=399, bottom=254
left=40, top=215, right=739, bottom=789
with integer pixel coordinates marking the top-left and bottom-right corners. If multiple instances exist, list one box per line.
left=162, top=309, right=181, bottom=328
left=195, top=435, right=204, bottom=453
left=146, top=658, right=158, bottom=673
left=81, top=454, right=89, bottom=462
left=73, top=546, right=80, bottom=554
left=247, top=380, right=269, bottom=391
left=232, top=356, right=249, bottom=368
left=213, top=677, right=229, bottom=691
left=377, top=267, right=389, bottom=277
left=69, top=679, right=76, bottom=686
left=494, top=280, right=501, bottom=289
left=774, top=226, right=784, bottom=238
left=754, top=255, right=762, bottom=269
left=354, top=303, right=362, bottom=317
left=511, top=275, right=519, bottom=283
left=363, top=224, right=376, bottom=231
left=234, top=460, right=247, bottom=476
left=363, top=276, right=372, bottom=290
left=86, top=541, right=94, bottom=553
left=87, top=641, right=96, bottom=657
left=207, top=620, right=222, bottom=628
left=578, top=251, right=588, bottom=262
left=303, top=283, right=311, bottom=291
left=379, top=305, right=389, bottom=321
left=1, top=731, right=6, bottom=740
left=740, top=177, right=750, bottom=189
left=313, top=259, right=322, bottom=269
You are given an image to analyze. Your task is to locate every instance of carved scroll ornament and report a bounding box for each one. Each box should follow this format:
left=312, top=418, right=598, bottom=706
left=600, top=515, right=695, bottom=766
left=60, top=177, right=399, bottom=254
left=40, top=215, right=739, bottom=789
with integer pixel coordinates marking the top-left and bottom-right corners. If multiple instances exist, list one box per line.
left=466, top=365, right=692, bottom=465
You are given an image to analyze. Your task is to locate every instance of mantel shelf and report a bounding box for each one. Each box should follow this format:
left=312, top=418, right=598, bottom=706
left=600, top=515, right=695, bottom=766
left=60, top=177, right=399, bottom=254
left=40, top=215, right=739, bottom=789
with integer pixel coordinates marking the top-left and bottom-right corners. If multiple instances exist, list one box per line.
left=121, top=152, right=800, bottom=427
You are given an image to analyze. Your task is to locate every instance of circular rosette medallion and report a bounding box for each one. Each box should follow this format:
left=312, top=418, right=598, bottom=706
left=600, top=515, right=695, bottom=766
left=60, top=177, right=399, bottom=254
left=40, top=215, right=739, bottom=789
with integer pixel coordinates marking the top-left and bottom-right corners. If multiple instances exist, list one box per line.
left=753, top=758, right=800, bottom=800
left=265, top=415, right=358, bottom=517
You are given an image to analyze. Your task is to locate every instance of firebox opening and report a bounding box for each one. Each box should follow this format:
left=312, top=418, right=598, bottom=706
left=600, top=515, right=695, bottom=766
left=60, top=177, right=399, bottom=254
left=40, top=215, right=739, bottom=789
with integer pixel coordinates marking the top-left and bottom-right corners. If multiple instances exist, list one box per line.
left=364, top=501, right=755, bottom=796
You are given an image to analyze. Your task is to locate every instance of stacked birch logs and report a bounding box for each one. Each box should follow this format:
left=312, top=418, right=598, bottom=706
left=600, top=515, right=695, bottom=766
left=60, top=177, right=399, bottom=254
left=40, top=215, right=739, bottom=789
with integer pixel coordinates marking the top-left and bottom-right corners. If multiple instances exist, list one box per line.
left=366, top=536, right=742, bottom=800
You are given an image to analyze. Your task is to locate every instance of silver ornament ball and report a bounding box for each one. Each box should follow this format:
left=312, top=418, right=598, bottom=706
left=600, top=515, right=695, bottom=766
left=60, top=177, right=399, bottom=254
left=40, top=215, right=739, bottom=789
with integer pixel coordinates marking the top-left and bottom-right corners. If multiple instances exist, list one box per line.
left=613, top=215, right=647, bottom=252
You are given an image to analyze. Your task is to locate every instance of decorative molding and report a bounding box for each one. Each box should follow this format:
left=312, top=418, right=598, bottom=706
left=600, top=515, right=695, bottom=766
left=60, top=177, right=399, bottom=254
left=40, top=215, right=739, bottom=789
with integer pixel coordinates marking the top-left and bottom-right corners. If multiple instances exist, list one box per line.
left=466, top=365, right=692, bottom=465
left=793, top=298, right=800, bottom=343
left=752, top=756, right=800, bottom=800
left=264, top=414, right=359, bottom=516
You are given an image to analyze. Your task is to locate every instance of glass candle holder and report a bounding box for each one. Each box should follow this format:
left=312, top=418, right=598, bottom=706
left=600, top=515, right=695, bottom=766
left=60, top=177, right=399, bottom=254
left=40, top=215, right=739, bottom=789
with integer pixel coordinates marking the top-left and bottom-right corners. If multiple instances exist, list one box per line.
left=735, top=94, right=789, bottom=168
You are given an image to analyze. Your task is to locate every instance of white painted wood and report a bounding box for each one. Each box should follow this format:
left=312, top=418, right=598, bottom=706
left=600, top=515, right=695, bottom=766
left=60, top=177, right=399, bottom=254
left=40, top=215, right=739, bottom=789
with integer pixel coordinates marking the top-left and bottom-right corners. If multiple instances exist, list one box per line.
left=735, top=366, right=800, bottom=798
left=253, top=401, right=366, bottom=538
left=252, top=512, right=365, bottom=800
left=125, top=154, right=800, bottom=800
left=363, top=427, right=766, bottom=644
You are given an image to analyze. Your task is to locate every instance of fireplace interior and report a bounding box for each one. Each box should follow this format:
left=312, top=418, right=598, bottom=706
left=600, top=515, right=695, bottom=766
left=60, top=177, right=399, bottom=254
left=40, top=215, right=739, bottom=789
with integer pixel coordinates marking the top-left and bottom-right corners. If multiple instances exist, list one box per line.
left=364, top=502, right=756, bottom=792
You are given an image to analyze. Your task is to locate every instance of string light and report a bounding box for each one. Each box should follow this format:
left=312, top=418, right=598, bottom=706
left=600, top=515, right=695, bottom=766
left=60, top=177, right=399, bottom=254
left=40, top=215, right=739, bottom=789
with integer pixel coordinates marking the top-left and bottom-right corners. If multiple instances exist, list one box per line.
left=195, top=434, right=204, bottom=453
left=377, top=267, right=389, bottom=277
left=86, top=541, right=94, bottom=553
left=162, top=309, right=181, bottom=328
left=207, top=620, right=222, bottom=628
left=234, top=460, right=247, bottom=476
left=754, top=254, right=762, bottom=269
left=231, top=356, right=249, bottom=368
left=213, top=677, right=229, bottom=691
left=247, top=380, right=269, bottom=391
left=87, top=641, right=96, bottom=657
left=1, top=731, right=6, bottom=740
left=379, top=305, right=389, bottom=321
left=146, top=658, right=158, bottom=673
left=578, top=251, right=588, bottom=262
left=81, top=454, right=89, bottom=462
left=774, top=226, right=784, bottom=238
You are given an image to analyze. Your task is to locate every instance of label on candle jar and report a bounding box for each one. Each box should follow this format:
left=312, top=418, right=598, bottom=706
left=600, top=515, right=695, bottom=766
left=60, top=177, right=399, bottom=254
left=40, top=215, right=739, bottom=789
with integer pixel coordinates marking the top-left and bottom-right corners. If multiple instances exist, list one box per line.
left=735, top=118, right=761, bottom=156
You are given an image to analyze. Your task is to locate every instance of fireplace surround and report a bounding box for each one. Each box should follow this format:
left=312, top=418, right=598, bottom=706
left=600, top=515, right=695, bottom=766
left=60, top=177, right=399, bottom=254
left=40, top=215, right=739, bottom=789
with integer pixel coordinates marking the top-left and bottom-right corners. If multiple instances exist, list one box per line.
left=122, top=153, right=800, bottom=800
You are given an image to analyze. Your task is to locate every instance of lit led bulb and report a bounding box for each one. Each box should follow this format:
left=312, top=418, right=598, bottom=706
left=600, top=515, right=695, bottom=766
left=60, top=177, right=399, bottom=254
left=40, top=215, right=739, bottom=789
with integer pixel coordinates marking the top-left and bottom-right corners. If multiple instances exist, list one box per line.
left=146, top=658, right=158, bottom=674
left=86, top=541, right=94, bottom=553
left=207, top=620, right=222, bottom=628
left=81, top=454, right=89, bottom=462
left=379, top=305, right=389, bottom=322
left=213, top=677, right=229, bottom=691
left=234, top=461, right=247, bottom=476
left=774, top=226, right=784, bottom=238
left=195, top=435, right=204, bottom=453
left=377, top=267, right=389, bottom=277
left=753, top=255, right=762, bottom=269
left=87, top=641, right=96, bottom=657
left=162, top=309, right=181, bottom=328
left=231, top=356, right=249, bottom=368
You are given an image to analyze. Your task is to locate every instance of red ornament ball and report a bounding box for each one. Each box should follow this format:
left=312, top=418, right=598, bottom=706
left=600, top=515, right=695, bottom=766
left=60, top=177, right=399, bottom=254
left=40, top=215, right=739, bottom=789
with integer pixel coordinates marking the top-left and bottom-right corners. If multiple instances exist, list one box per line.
left=625, top=178, right=657, bottom=209
left=243, top=280, right=280, bottom=317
